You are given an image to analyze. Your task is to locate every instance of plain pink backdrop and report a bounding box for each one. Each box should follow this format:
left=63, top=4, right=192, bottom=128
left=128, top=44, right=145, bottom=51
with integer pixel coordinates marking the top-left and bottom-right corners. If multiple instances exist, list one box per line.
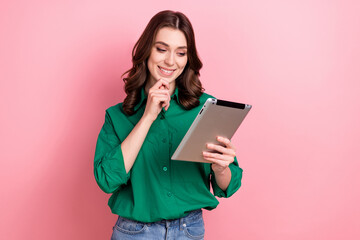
left=1, top=0, right=360, bottom=239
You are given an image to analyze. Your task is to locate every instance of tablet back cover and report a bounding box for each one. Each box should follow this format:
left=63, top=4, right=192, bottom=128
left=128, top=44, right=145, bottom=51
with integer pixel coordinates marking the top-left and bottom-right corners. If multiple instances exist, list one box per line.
left=171, top=98, right=251, bottom=162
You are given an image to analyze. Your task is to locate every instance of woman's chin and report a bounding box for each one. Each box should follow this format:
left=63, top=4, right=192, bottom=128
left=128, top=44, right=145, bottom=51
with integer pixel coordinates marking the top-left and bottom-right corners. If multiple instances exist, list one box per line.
left=158, top=77, right=175, bottom=84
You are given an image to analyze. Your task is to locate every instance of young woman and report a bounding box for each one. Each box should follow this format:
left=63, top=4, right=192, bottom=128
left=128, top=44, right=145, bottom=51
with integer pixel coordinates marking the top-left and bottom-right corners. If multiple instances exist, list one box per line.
left=94, top=10, right=243, bottom=240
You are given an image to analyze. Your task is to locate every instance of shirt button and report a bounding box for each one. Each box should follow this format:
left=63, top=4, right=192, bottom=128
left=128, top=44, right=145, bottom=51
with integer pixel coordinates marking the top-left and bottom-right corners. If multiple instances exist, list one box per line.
left=167, top=192, right=172, bottom=197
left=163, top=167, right=168, bottom=172
left=162, top=138, right=166, bottom=143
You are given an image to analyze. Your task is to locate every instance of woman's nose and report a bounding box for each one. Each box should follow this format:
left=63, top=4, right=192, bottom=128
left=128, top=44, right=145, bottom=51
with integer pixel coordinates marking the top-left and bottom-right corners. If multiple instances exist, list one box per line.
left=164, top=52, right=175, bottom=66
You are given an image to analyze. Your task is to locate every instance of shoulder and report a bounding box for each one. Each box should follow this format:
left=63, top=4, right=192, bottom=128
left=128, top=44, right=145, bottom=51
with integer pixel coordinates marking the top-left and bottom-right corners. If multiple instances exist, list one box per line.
left=103, top=102, right=131, bottom=125
left=106, top=102, right=125, bottom=117
left=199, top=92, right=216, bottom=105
left=102, top=102, right=136, bottom=140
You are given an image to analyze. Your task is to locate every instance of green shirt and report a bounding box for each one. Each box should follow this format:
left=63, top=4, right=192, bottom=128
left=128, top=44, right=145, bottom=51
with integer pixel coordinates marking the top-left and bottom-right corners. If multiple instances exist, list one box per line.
left=94, top=87, right=243, bottom=222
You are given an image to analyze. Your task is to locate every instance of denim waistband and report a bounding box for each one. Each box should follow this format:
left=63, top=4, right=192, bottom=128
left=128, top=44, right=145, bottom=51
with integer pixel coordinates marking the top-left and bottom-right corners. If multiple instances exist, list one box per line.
left=116, top=209, right=203, bottom=229
left=152, top=209, right=203, bottom=228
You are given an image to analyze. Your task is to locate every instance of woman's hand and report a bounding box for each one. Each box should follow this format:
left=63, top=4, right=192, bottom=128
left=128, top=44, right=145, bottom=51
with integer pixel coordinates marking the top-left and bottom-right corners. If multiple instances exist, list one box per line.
left=143, top=79, right=171, bottom=122
left=202, top=136, right=236, bottom=174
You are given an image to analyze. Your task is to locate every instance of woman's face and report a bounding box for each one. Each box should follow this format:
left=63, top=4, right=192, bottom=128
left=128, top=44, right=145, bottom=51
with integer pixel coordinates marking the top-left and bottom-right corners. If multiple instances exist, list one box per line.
left=147, top=27, right=188, bottom=88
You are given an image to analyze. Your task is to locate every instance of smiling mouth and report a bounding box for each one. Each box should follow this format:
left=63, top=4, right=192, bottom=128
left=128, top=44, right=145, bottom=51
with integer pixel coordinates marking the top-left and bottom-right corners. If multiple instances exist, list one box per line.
left=158, top=66, right=176, bottom=76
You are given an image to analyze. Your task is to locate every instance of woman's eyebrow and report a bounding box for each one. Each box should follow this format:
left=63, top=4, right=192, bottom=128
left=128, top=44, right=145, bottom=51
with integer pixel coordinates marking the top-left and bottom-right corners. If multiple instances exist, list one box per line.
left=155, top=41, right=187, bottom=49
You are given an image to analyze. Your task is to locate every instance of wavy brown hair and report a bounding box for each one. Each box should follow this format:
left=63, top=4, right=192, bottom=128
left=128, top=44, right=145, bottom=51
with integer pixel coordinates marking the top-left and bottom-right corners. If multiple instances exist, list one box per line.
left=122, top=10, right=203, bottom=115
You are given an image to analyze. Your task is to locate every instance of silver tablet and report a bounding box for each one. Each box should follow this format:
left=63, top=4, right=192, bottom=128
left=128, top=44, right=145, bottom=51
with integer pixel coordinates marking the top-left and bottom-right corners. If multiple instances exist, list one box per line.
left=171, top=98, right=252, bottom=163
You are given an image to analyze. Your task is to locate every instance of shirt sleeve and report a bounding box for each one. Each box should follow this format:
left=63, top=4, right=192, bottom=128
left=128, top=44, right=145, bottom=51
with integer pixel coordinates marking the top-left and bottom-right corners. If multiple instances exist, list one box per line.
left=93, top=110, right=131, bottom=194
left=211, top=156, right=243, bottom=198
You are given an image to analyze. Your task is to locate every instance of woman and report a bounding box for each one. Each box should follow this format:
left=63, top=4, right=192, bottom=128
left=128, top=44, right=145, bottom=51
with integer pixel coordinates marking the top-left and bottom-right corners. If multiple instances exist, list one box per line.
left=94, top=10, right=243, bottom=240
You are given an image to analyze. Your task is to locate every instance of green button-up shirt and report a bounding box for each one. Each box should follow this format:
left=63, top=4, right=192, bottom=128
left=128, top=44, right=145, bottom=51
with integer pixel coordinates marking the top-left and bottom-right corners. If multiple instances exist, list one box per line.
left=94, top=88, right=243, bottom=222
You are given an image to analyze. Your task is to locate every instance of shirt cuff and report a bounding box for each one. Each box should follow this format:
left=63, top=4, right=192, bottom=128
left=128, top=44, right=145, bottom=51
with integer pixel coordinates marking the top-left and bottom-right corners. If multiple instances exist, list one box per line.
left=103, top=144, right=131, bottom=179
left=94, top=111, right=131, bottom=194
left=211, top=157, right=243, bottom=198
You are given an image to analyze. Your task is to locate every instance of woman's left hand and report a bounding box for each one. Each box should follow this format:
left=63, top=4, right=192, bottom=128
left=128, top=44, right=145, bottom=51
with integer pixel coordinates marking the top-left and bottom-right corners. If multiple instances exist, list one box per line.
left=202, top=136, right=236, bottom=174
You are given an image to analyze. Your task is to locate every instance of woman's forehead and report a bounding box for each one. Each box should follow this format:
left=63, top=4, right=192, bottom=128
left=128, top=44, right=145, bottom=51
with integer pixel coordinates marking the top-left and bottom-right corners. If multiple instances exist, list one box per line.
left=154, top=27, right=187, bottom=48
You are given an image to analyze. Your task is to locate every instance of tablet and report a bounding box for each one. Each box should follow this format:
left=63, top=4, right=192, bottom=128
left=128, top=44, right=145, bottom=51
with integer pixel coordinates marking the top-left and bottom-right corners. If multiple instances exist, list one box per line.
left=171, top=98, right=252, bottom=163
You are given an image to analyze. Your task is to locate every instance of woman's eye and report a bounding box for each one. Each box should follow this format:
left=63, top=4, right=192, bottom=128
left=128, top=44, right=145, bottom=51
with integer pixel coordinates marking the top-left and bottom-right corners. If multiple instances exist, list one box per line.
left=156, top=47, right=166, bottom=52
left=177, top=52, right=186, bottom=56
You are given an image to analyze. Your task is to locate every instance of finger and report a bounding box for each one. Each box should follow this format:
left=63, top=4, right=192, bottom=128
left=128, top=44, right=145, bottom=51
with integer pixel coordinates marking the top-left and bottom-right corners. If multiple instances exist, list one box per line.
left=202, top=156, right=229, bottom=167
left=151, top=94, right=170, bottom=110
left=148, top=83, right=170, bottom=110
left=161, top=100, right=169, bottom=108
left=164, top=101, right=170, bottom=111
left=216, top=136, right=236, bottom=152
left=151, top=78, right=170, bottom=90
left=163, top=97, right=170, bottom=110
left=150, top=92, right=170, bottom=101
left=206, top=143, right=236, bottom=157
left=158, top=78, right=170, bottom=90
left=203, top=151, right=223, bottom=159
left=203, top=151, right=234, bottom=163
left=149, top=89, right=171, bottom=95
left=150, top=79, right=166, bottom=90
left=151, top=78, right=170, bottom=91
left=149, top=89, right=171, bottom=104
left=150, top=94, right=170, bottom=104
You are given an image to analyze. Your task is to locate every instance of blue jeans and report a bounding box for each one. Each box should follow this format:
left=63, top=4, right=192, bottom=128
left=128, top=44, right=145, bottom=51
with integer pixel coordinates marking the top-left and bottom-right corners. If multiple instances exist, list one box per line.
left=111, top=209, right=205, bottom=240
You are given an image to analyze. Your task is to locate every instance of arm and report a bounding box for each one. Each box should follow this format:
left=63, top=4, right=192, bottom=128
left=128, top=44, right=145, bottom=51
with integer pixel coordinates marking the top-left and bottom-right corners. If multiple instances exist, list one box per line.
left=203, top=136, right=243, bottom=196
left=94, top=79, right=171, bottom=193
left=93, top=111, right=131, bottom=193
left=122, top=79, right=171, bottom=173
left=121, top=116, right=153, bottom=173
left=212, top=164, right=232, bottom=191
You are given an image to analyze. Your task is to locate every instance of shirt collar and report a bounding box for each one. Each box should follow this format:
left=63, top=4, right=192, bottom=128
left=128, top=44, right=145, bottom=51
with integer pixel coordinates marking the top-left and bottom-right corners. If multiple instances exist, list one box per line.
left=171, top=87, right=180, bottom=103
left=133, top=86, right=180, bottom=112
left=133, top=87, right=147, bottom=112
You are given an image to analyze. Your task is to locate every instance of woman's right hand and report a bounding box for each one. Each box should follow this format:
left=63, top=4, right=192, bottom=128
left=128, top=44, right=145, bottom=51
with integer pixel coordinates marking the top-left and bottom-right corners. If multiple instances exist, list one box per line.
left=142, top=79, right=171, bottom=122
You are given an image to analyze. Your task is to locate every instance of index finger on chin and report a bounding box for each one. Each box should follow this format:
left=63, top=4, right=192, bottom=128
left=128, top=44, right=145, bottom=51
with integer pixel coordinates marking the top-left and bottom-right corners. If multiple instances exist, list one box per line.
left=158, top=78, right=170, bottom=89
left=151, top=79, right=165, bottom=90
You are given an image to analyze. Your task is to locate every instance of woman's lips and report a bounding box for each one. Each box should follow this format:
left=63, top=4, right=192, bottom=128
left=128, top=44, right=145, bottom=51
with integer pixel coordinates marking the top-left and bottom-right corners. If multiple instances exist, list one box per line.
left=158, top=66, right=175, bottom=76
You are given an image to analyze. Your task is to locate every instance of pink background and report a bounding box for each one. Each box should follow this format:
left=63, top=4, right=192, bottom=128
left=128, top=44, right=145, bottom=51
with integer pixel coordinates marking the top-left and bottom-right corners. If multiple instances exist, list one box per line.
left=1, top=0, right=359, bottom=239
